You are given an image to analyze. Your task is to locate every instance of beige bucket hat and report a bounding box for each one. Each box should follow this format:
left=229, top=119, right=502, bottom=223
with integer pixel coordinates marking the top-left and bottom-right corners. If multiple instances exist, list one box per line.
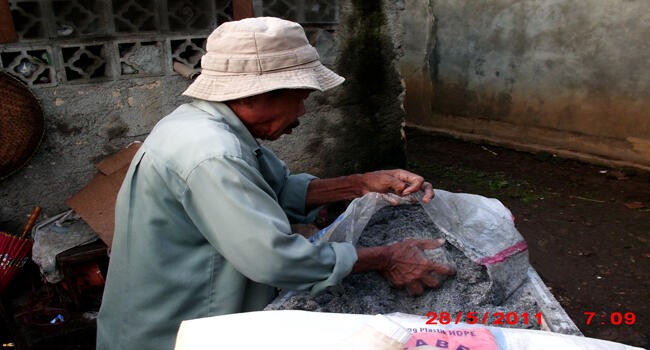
left=182, top=17, right=344, bottom=101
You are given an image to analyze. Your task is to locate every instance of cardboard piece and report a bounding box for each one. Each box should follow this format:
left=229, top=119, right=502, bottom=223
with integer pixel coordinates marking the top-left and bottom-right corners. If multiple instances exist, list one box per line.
left=65, top=142, right=142, bottom=248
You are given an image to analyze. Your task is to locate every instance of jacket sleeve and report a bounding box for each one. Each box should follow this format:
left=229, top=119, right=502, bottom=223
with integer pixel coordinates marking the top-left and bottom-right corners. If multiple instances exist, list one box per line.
left=182, top=155, right=357, bottom=295
left=279, top=172, right=322, bottom=224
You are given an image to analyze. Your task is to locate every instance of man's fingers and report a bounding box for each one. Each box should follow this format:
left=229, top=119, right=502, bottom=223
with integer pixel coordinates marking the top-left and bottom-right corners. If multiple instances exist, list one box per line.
left=369, top=170, right=432, bottom=199
left=402, top=182, right=421, bottom=195
left=420, top=273, right=441, bottom=289
left=421, top=182, right=434, bottom=203
left=412, top=238, right=446, bottom=250
left=400, top=172, right=425, bottom=195
left=389, top=179, right=408, bottom=195
left=392, top=169, right=423, bottom=183
left=385, top=169, right=424, bottom=195
left=431, top=261, right=456, bottom=276
left=383, top=274, right=404, bottom=289
left=407, top=281, right=425, bottom=296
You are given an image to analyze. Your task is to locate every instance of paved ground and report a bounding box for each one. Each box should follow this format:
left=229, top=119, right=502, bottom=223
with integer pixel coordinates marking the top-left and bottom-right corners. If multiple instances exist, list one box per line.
left=405, top=128, right=649, bottom=348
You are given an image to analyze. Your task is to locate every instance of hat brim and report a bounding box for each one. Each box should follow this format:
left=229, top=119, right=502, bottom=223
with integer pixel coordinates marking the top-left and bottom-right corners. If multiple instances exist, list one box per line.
left=182, top=62, right=344, bottom=102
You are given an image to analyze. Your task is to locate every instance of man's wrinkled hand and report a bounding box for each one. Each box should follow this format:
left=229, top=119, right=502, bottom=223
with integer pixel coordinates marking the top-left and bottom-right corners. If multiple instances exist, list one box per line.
left=379, top=238, right=456, bottom=296
left=360, top=169, right=434, bottom=203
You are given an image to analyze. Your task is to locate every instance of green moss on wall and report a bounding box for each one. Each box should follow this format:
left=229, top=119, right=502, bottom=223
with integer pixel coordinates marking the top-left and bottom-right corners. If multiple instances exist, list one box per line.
left=307, top=0, right=405, bottom=177
left=338, top=0, right=391, bottom=115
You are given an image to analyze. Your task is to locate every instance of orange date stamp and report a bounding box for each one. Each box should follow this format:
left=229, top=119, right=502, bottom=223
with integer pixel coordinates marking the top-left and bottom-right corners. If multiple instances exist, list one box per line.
left=425, top=312, right=543, bottom=325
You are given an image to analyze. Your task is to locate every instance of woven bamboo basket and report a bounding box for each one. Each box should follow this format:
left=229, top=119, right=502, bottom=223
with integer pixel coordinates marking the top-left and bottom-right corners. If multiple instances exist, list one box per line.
left=0, top=71, right=44, bottom=179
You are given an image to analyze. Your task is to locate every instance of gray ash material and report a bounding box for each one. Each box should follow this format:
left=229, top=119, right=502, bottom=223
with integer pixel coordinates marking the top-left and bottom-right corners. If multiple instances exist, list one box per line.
left=267, top=205, right=540, bottom=329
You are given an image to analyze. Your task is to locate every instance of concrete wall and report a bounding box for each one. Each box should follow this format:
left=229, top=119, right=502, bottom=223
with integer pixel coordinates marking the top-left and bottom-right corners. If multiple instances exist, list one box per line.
left=1, top=76, right=191, bottom=232
left=398, top=0, right=650, bottom=171
left=1, top=0, right=406, bottom=232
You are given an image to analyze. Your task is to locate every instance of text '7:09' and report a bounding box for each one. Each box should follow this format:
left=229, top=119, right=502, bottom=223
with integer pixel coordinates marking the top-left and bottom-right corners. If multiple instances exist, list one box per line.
left=584, top=312, right=636, bottom=325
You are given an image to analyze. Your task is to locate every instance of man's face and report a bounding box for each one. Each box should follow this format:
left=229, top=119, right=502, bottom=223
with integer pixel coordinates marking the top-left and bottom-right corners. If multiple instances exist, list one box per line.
left=232, top=89, right=313, bottom=141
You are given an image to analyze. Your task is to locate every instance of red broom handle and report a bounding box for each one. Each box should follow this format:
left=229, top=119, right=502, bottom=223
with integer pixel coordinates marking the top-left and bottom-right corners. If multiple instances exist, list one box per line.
left=20, top=206, right=41, bottom=240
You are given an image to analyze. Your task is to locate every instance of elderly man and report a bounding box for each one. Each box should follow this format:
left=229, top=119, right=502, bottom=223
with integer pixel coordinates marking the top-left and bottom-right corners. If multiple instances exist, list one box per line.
left=97, top=17, right=454, bottom=349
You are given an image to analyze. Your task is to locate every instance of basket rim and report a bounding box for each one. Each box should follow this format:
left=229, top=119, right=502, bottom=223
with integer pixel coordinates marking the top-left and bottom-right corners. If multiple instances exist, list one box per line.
left=0, top=71, right=45, bottom=180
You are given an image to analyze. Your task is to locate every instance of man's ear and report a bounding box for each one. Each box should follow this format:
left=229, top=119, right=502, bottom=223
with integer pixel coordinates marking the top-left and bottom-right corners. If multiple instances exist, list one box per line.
left=226, top=96, right=252, bottom=112
left=239, top=94, right=266, bottom=107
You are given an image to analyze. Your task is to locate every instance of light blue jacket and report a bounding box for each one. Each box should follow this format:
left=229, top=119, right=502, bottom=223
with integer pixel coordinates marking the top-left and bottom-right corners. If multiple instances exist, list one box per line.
left=96, top=100, right=357, bottom=350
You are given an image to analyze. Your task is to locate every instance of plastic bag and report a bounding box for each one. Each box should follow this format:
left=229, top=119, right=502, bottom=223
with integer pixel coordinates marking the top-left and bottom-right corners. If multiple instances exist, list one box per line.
left=31, top=210, right=99, bottom=283
left=311, top=189, right=529, bottom=304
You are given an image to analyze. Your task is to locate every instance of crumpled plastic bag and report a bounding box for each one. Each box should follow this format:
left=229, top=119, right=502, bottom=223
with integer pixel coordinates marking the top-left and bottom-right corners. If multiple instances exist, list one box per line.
left=31, top=210, right=99, bottom=283
left=310, top=189, right=529, bottom=304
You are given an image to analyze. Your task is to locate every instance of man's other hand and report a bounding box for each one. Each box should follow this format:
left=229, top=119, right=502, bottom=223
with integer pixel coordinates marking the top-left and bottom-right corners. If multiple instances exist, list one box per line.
left=353, top=238, right=456, bottom=296
left=360, top=169, right=434, bottom=203
left=379, top=238, right=456, bottom=295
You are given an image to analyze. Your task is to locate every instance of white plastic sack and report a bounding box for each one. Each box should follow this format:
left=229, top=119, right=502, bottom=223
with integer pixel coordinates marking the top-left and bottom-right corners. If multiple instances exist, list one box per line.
left=388, top=312, right=642, bottom=350
left=310, top=190, right=529, bottom=304
left=174, top=310, right=643, bottom=350
left=31, top=210, right=99, bottom=283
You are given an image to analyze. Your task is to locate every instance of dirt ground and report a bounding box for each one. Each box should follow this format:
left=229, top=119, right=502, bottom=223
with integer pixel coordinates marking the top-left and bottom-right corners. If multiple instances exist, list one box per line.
left=404, top=128, right=649, bottom=348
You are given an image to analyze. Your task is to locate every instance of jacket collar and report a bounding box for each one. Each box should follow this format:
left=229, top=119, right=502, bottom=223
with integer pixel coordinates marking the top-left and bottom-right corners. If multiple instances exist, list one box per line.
left=191, top=99, right=262, bottom=157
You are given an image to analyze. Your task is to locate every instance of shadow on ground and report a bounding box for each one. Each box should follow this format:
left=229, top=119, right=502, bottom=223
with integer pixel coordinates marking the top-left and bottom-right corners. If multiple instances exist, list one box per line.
left=405, top=128, right=649, bottom=348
